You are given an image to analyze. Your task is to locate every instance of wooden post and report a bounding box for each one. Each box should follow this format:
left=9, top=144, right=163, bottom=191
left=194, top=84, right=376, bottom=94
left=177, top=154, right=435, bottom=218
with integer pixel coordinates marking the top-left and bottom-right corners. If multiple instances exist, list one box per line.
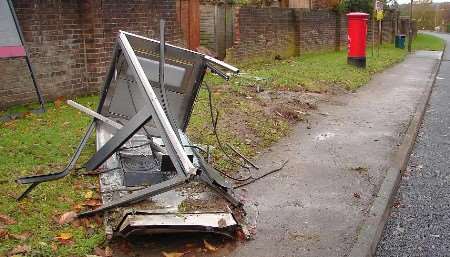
left=372, top=1, right=376, bottom=57
left=408, top=0, right=413, bottom=52
left=177, top=0, right=200, bottom=50
left=378, top=19, right=381, bottom=56
left=189, top=0, right=200, bottom=49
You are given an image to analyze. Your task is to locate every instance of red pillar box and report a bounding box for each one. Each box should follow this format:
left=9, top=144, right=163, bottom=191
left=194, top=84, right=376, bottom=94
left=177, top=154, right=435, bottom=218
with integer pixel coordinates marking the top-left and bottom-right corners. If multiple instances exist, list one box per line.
left=347, top=12, right=369, bottom=68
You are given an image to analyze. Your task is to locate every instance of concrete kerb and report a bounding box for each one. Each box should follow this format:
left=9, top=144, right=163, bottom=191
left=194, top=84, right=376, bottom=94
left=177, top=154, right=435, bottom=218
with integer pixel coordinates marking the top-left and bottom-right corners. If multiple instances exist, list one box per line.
left=347, top=47, right=445, bottom=257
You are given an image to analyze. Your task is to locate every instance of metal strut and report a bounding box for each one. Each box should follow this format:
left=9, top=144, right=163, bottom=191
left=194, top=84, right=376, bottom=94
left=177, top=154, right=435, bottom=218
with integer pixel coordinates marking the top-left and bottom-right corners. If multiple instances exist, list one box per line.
left=16, top=121, right=96, bottom=200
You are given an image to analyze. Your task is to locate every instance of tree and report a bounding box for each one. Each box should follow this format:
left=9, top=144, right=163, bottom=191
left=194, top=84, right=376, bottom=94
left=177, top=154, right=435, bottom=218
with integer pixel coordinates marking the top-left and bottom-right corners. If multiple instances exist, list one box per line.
left=337, top=0, right=374, bottom=13
left=336, top=0, right=400, bottom=13
left=400, top=2, right=449, bottom=30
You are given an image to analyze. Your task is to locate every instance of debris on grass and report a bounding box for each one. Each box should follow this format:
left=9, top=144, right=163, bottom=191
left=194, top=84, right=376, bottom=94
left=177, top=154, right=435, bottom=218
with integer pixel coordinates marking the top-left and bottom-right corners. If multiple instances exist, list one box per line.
left=351, top=166, right=368, bottom=172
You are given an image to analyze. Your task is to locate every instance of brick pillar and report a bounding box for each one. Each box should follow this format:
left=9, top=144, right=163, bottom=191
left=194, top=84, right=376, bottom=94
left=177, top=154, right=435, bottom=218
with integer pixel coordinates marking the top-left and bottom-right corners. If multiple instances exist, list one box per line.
left=233, top=6, right=240, bottom=45
left=80, top=0, right=106, bottom=93
left=335, top=12, right=341, bottom=51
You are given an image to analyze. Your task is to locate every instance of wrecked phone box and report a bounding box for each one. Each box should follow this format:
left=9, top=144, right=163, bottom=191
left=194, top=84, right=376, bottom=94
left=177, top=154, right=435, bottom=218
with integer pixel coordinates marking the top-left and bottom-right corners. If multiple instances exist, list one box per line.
left=16, top=26, right=244, bottom=239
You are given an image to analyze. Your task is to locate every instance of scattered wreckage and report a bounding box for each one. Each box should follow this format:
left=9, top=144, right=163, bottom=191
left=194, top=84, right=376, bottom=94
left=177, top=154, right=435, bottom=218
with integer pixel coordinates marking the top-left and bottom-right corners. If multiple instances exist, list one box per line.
left=16, top=22, right=251, bottom=239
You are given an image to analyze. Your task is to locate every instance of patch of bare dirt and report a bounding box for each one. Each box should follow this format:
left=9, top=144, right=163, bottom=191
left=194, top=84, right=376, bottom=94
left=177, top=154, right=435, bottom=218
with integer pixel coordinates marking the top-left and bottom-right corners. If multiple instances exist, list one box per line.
left=256, top=90, right=324, bottom=122
left=210, top=84, right=346, bottom=149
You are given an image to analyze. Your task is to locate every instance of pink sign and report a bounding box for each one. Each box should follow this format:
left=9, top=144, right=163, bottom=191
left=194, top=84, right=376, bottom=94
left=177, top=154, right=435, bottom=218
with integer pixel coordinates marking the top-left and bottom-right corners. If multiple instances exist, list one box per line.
left=0, top=46, right=26, bottom=58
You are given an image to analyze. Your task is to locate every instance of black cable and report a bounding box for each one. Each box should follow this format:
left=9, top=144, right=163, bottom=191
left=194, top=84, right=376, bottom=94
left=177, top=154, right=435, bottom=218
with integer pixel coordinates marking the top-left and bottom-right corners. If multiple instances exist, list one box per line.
left=159, top=142, right=251, bottom=182
left=226, top=142, right=260, bottom=170
left=233, top=160, right=288, bottom=189
left=214, top=166, right=253, bottom=182
left=78, top=167, right=122, bottom=176
left=119, top=142, right=152, bottom=150
left=203, top=81, right=251, bottom=170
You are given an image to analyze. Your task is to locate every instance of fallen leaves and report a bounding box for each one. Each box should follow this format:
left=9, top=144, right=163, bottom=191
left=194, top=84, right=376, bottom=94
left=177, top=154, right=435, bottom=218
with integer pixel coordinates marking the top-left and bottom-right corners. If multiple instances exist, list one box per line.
left=203, top=240, right=218, bottom=252
left=94, top=246, right=113, bottom=257
left=8, top=244, right=30, bottom=255
left=83, top=199, right=102, bottom=207
left=162, top=252, right=185, bottom=257
left=159, top=239, right=221, bottom=257
left=72, top=203, right=83, bottom=212
left=58, top=211, right=78, bottom=225
left=84, top=190, right=94, bottom=199
left=54, top=96, right=65, bottom=109
left=0, top=213, right=16, bottom=225
left=0, top=228, right=8, bottom=239
left=10, top=231, right=32, bottom=241
left=56, top=232, right=73, bottom=241
left=0, top=229, right=30, bottom=241
left=71, top=214, right=102, bottom=229
left=55, top=232, right=73, bottom=245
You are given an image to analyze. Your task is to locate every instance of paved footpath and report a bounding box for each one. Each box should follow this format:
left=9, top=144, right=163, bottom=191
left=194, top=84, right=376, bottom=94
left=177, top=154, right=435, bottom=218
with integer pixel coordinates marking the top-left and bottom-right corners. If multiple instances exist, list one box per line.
left=376, top=33, right=450, bottom=257
left=115, top=44, right=441, bottom=257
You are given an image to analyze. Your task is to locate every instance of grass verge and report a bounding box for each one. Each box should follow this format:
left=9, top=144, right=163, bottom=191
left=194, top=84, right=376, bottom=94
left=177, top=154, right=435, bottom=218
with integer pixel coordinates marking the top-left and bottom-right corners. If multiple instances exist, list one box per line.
left=0, top=44, right=407, bottom=256
left=413, top=33, right=445, bottom=51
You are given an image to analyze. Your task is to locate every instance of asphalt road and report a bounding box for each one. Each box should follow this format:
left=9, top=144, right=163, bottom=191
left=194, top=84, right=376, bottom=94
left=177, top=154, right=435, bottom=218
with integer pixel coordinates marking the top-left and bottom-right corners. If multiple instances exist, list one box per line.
left=376, top=33, right=450, bottom=257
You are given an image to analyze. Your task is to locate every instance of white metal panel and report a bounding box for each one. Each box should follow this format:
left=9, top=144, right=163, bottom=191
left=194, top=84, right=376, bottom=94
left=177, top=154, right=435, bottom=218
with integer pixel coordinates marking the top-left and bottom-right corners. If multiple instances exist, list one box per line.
left=0, top=0, right=21, bottom=47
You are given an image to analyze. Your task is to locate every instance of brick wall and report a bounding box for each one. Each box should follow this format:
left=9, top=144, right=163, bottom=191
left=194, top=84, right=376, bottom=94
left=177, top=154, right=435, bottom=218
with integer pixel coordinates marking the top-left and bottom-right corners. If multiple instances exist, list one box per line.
left=297, top=10, right=340, bottom=52
left=227, top=7, right=299, bottom=62
left=381, top=11, right=397, bottom=43
left=0, top=0, right=184, bottom=109
left=1, top=0, right=86, bottom=109
left=226, top=7, right=399, bottom=63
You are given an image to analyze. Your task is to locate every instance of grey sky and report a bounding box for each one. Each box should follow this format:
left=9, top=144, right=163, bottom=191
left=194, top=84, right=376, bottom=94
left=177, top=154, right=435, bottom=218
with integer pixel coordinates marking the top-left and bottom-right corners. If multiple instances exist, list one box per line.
left=397, top=0, right=449, bottom=3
